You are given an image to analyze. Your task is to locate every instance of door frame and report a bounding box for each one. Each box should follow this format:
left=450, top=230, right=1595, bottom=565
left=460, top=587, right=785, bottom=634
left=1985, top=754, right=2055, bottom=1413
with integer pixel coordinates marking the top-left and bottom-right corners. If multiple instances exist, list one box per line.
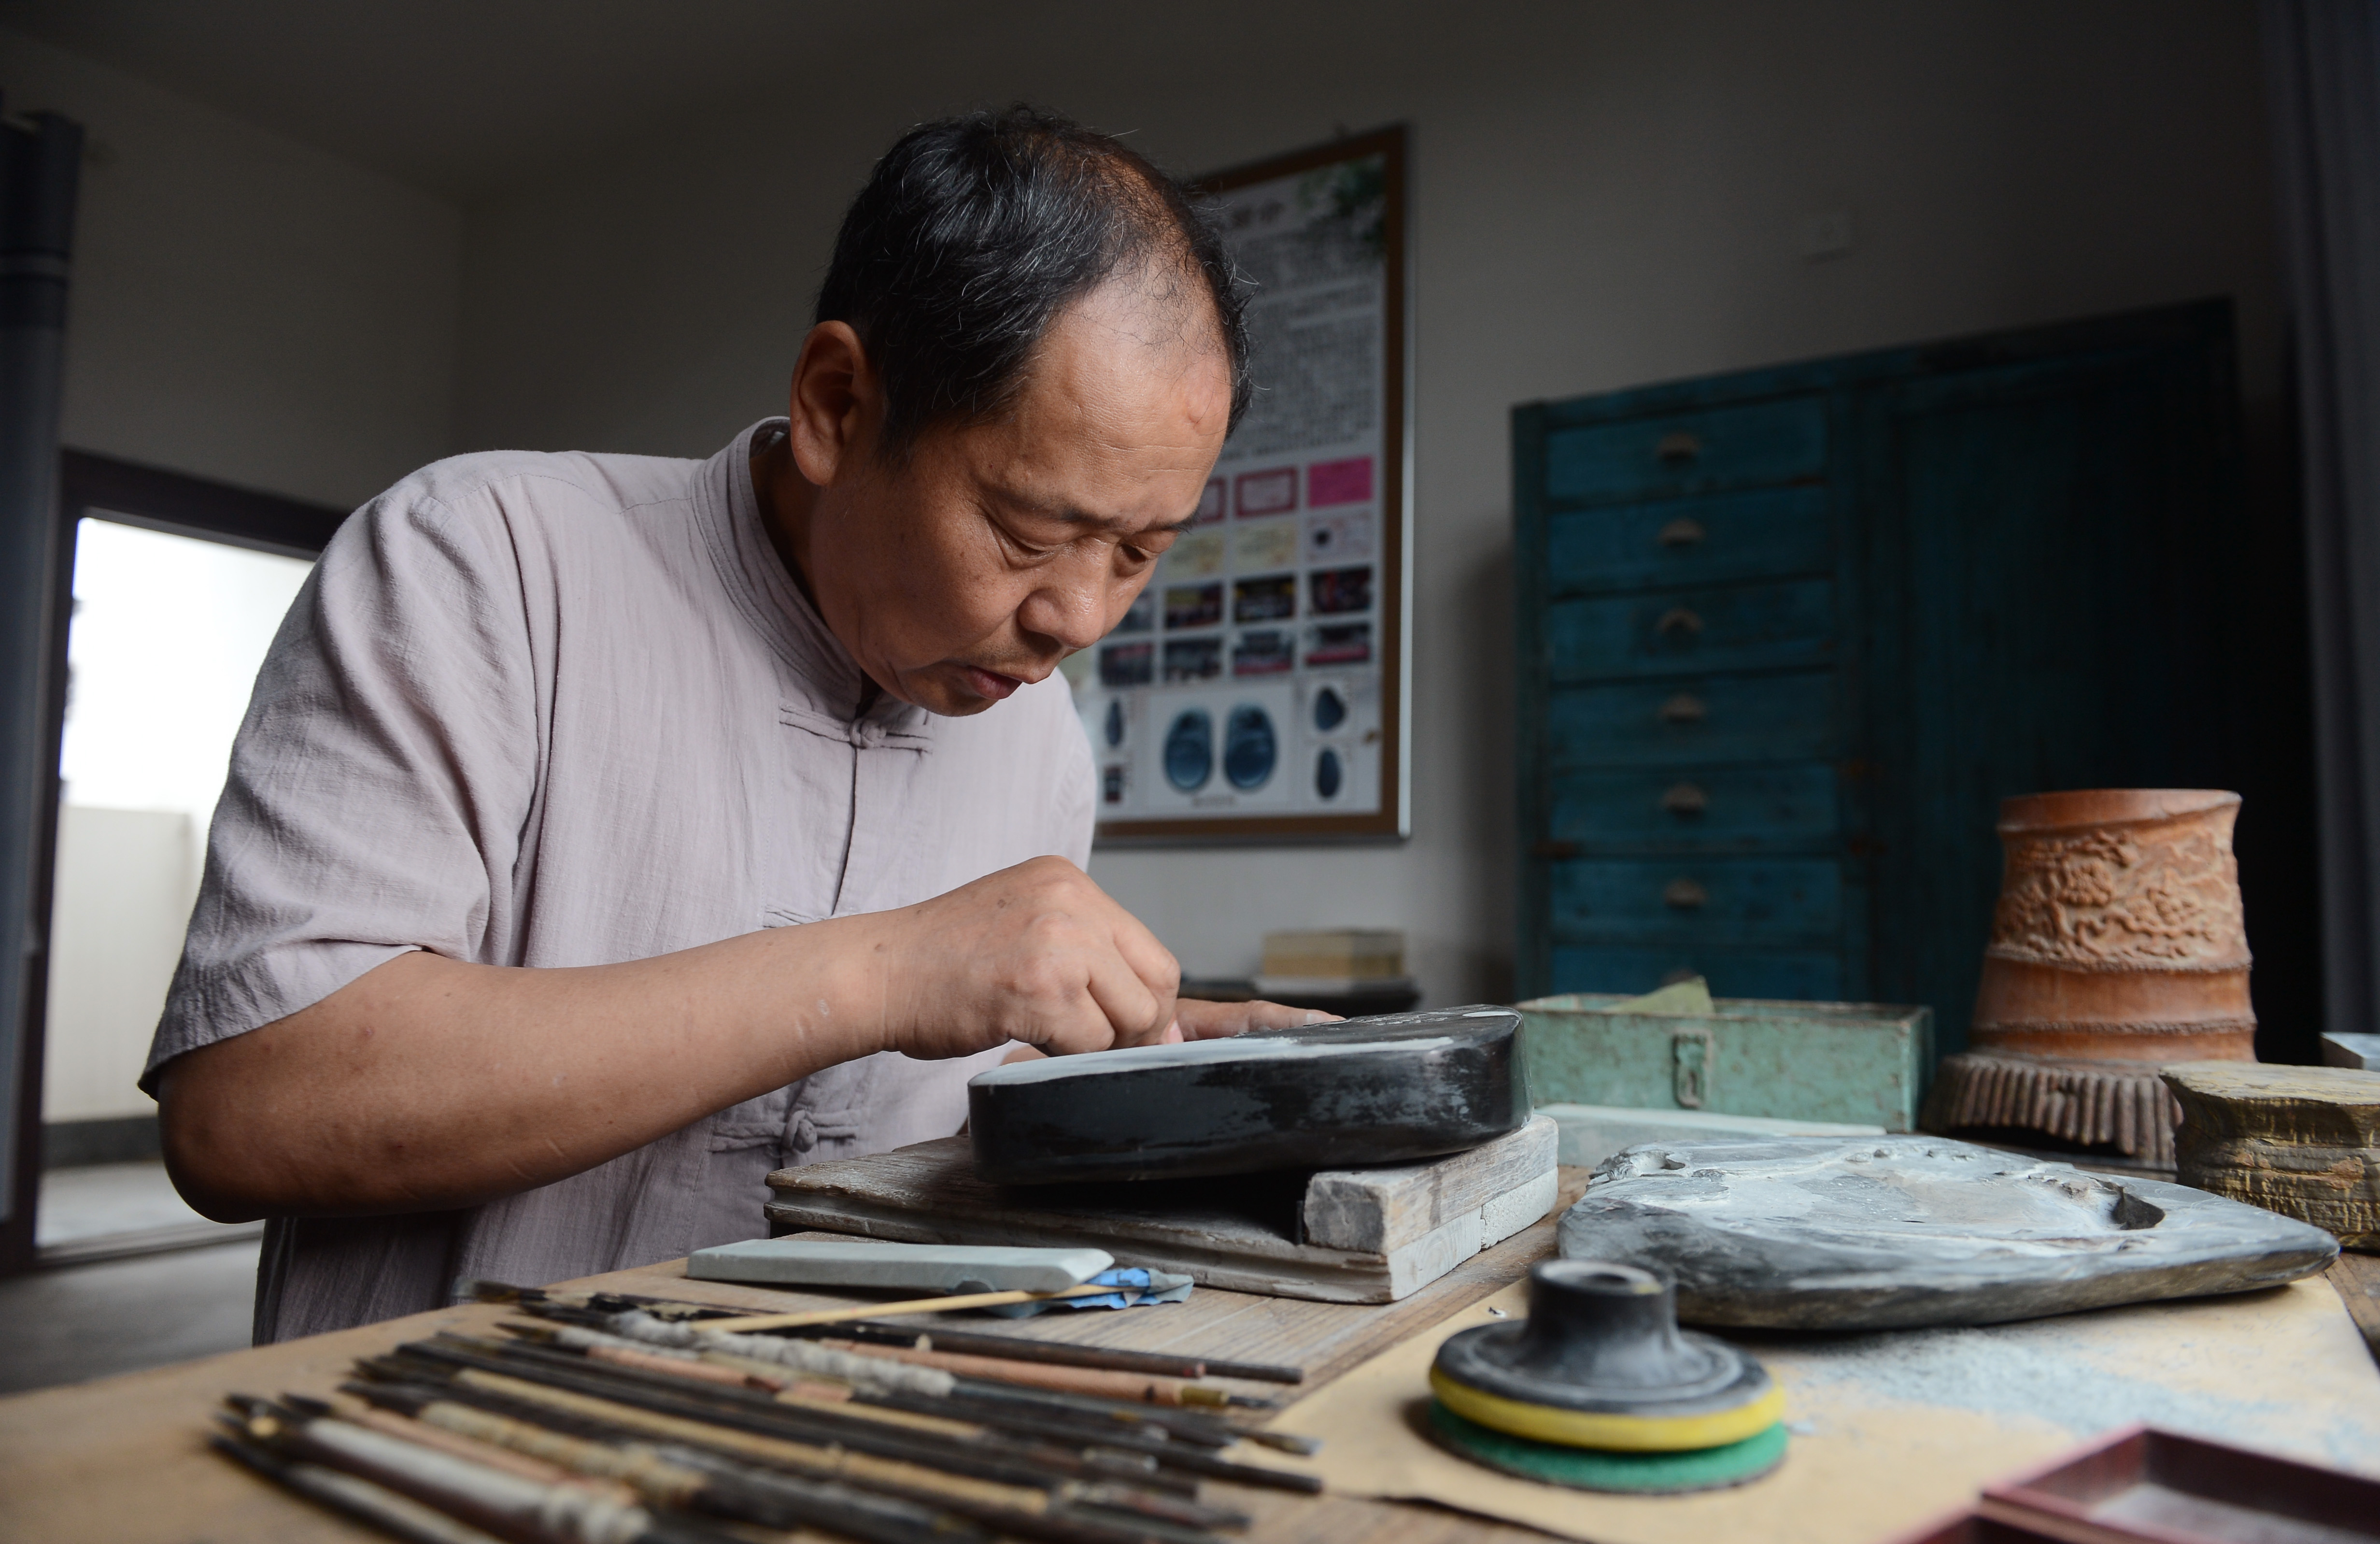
left=0, top=453, right=344, bottom=1276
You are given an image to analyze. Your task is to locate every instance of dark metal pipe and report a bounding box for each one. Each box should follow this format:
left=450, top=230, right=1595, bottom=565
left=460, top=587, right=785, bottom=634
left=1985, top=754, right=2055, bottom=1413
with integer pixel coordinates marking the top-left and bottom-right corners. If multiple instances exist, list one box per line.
left=0, top=104, right=82, bottom=1232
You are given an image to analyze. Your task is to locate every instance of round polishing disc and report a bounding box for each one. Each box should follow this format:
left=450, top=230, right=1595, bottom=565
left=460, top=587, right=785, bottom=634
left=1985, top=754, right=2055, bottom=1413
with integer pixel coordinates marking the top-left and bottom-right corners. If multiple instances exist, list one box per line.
left=1428, top=1360, right=1785, bottom=1450
left=1426, top=1400, right=1788, bottom=1494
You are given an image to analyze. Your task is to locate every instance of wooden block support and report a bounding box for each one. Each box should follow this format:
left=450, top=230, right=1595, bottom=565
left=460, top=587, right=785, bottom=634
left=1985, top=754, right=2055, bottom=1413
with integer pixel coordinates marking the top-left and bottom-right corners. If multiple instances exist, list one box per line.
left=765, top=1116, right=1559, bottom=1304
left=2165, top=1061, right=2380, bottom=1251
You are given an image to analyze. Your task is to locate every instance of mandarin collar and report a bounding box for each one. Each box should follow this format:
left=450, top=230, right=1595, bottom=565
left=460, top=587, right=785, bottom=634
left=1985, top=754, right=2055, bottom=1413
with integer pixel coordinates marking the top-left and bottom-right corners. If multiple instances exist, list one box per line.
left=694, top=418, right=936, bottom=742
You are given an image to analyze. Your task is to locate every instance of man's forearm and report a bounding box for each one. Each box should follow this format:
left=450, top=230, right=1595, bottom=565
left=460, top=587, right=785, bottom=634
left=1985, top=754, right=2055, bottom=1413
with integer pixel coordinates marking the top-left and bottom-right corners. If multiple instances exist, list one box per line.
left=157, top=918, right=895, bottom=1222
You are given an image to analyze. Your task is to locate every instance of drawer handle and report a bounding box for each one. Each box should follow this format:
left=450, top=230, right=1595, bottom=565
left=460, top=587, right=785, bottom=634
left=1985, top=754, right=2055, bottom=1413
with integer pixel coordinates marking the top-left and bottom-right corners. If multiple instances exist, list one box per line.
left=1658, top=606, right=1704, bottom=639
left=1658, top=692, right=1707, bottom=724
left=1664, top=877, right=1710, bottom=909
left=1658, top=431, right=1703, bottom=463
left=1658, top=517, right=1707, bottom=547
left=1673, top=1029, right=1714, bottom=1108
left=1661, top=782, right=1709, bottom=815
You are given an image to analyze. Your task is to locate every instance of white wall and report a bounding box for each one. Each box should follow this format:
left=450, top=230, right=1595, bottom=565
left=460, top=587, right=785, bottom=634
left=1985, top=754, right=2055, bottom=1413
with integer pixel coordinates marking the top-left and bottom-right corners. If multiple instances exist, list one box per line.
left=42, top=807, right=188, bottom=1122
left=0, top=26, right=464, bottom=510
left=453, top=0, right=2279, bottom=1005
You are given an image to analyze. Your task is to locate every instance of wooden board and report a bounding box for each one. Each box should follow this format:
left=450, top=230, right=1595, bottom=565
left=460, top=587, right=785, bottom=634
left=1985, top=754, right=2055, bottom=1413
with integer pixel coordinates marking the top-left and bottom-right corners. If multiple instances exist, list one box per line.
left=2336, top=1251, right=2380, bottom=1364
left=764, top=1119, right=1559, bottom=1303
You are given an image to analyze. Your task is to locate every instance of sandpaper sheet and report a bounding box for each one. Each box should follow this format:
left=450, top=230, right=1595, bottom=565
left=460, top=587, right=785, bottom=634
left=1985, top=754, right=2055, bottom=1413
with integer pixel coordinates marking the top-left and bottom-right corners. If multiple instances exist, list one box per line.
left=1265, top=1274, right=2380, bottom=1544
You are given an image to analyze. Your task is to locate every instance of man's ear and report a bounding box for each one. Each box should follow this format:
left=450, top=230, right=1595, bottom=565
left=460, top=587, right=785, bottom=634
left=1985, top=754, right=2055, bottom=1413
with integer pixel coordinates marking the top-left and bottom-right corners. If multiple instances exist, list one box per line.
left=786, top=320, right=878, bottom=486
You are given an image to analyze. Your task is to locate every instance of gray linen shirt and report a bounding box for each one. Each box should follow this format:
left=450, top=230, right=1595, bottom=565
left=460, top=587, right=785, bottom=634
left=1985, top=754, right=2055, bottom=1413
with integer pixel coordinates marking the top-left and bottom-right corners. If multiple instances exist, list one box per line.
left=145, top=419, right=1095, bottom=1342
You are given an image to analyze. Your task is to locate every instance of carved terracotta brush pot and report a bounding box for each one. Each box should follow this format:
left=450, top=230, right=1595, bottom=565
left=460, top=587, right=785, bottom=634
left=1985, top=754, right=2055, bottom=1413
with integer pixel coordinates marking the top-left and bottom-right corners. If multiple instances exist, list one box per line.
left=1925, top=788, right=2255, bottom=1169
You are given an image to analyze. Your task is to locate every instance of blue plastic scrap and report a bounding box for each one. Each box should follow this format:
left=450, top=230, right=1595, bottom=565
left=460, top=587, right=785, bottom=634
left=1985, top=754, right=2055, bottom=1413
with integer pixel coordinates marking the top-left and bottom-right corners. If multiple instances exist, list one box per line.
left=986, top=1267, right=1196, bottom=1316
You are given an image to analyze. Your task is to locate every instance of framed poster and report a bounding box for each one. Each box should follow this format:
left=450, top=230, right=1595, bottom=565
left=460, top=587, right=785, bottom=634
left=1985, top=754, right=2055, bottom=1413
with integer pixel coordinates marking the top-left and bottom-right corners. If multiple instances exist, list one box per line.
left=1073, top=125, right=1411, bottom=841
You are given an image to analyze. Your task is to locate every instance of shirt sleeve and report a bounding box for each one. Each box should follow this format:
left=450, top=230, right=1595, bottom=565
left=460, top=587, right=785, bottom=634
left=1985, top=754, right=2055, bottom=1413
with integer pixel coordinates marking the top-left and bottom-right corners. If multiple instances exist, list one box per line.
left=144, top=478, right=542, bottom=1091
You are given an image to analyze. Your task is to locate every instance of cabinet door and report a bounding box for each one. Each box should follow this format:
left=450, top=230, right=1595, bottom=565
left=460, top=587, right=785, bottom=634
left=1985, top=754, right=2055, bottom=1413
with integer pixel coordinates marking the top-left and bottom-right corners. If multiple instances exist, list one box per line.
left=1861, top=336, right=2237, bottom=1053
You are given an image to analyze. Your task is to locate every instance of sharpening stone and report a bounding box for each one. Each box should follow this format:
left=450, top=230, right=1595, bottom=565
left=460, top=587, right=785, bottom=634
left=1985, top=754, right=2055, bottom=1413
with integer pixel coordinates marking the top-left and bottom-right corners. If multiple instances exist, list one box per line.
left=967, top=1006, right=1529, bottom=1184
left=685, top=1238, right=1113, bottom=1293
left=1542, top=1102, right=1884, bottom=1171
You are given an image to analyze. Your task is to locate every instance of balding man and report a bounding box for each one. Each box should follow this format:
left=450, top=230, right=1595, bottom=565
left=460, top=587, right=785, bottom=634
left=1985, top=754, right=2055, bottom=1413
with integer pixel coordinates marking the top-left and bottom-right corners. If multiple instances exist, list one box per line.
left=150, top=107, right=1317, bottom=1341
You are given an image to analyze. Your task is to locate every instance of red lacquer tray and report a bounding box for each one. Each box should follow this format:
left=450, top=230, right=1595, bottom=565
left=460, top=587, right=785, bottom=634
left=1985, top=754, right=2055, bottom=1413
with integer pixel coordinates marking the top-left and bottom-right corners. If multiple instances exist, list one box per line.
left=1976, top=1425, right=2379, bottom=1544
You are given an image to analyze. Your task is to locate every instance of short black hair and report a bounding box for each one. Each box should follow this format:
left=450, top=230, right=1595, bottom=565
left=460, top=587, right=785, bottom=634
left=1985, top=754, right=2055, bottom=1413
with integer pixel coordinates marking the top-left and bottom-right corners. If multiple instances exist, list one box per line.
left=815, top=105, right=1252, bottom=458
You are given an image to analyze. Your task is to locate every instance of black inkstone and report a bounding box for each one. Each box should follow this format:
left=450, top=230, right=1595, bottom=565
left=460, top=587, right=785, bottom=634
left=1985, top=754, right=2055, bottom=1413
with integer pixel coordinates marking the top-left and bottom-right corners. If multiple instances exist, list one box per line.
left=968, top=1007, right=1530, bottom=1184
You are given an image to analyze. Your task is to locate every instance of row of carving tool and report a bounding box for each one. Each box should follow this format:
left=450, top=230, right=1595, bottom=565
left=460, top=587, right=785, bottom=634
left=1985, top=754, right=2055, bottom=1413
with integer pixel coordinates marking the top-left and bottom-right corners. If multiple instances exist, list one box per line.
left=211, top=1281, right=1323, bottom=1544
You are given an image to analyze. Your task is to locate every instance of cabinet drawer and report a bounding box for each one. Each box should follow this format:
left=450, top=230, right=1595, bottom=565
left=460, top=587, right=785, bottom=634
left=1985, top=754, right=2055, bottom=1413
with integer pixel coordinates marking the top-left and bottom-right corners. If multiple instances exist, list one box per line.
left=1547, top=486, right=1830, bottom=594
left=1546, top=761, right=1840, bottom=852
left=1544, top=579, right=1835, bottom=681
left=1548, top=944, right=1844, bottom=1003
left=1545, top=397, right=1826, bottom=506
left=1550, top=857, right=1842, bottom=945
left=1545, top=670, right=1836, bottom=767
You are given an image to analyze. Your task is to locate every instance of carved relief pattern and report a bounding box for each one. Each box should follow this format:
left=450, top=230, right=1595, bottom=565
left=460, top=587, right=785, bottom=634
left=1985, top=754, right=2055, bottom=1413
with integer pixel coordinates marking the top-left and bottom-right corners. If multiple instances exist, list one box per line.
left=1986, top=814, right=2249, bottom=971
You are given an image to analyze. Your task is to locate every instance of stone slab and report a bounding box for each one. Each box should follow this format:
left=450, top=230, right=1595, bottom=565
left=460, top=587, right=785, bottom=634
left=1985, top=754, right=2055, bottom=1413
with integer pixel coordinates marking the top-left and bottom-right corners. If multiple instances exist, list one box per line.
left=2164, top=1060, right=2380, bottom=1249
left=685, top=1238, right=1113, bottom=1292
left=2323, top=1033, right=2380, bottom=1071
left=1557, top=1134, right=2338, bottom=1329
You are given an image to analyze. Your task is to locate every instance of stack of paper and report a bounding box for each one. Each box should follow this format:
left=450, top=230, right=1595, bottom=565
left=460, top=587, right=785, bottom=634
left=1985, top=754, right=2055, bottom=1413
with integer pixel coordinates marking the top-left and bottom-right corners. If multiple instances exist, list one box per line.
left=1255, top=928, right=1416, bottom=998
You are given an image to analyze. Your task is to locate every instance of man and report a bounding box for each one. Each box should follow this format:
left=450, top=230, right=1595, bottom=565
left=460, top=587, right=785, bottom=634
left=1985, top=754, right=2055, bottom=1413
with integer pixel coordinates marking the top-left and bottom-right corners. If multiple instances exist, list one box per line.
left=148, top=107, right=1317, bottom=1341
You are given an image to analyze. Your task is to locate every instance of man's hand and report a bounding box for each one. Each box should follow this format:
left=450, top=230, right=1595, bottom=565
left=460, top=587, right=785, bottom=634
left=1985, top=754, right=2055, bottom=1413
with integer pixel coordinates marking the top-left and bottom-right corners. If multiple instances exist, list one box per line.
left=863, top=856, right=1181, bottom=1060
left=1174, top=998, right=1341, bottom=1040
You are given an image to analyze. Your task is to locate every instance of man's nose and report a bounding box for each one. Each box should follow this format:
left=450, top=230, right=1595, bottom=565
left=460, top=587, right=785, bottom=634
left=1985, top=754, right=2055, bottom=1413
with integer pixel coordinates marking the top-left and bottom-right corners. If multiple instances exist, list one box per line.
left=1019, top=573, right=1114, bottom=653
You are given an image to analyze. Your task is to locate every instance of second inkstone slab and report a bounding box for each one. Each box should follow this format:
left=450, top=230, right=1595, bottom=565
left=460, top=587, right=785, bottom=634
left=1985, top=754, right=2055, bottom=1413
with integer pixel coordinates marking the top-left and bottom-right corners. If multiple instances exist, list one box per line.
left=969, top=1007, right=1529, bottom=1183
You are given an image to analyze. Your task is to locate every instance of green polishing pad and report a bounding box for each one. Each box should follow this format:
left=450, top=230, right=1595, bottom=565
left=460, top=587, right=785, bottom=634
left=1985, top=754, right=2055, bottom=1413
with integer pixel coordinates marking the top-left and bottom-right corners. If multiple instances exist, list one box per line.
left=1426, top=1400, right=1788, bottom=1494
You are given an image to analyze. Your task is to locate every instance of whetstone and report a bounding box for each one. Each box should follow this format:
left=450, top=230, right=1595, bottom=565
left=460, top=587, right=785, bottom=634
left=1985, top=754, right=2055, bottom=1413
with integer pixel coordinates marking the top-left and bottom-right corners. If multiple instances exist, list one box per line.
left=764, top=1114, right=1559, bottom=1303
left=2165, top=1061, right=2380, bottom=1251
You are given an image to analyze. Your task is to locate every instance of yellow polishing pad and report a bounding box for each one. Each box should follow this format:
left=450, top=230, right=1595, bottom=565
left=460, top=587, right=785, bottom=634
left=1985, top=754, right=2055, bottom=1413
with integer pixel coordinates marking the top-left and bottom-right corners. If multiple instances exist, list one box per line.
left=1430, top=1363, right=1785, bottom=1452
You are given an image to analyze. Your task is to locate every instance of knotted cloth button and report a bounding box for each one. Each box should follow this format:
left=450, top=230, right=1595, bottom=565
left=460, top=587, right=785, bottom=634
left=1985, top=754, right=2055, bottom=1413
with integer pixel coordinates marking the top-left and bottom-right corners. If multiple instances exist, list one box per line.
left=785, top=1111, right=819, bottom=1152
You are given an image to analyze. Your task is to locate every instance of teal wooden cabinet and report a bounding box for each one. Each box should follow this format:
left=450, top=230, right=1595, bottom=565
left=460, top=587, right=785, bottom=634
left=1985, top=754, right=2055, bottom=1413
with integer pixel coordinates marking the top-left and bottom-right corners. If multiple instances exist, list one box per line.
left=1515, top=303, right=2245, bottom=1055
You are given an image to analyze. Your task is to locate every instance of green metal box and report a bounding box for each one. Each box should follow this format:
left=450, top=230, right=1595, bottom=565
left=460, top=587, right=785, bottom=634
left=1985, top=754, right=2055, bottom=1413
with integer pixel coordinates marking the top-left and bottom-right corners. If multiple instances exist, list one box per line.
left=1517, top=993, right=1932, bottom=1131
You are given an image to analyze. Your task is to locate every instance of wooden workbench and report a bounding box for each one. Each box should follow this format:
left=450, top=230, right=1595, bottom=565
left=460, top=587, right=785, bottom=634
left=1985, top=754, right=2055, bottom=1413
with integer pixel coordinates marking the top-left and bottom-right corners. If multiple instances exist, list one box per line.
left=1, top=1168, right=2374, bottom=1544
left=0, top=1175, right=1591, bottom=1544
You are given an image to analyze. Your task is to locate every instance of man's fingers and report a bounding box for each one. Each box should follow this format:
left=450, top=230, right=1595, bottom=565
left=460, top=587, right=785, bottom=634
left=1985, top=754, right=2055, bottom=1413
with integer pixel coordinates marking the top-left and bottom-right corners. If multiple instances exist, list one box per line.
left=1099, top=898, right=1178, bottom=1048
left=1068, top=943, right=1170, bottom=1052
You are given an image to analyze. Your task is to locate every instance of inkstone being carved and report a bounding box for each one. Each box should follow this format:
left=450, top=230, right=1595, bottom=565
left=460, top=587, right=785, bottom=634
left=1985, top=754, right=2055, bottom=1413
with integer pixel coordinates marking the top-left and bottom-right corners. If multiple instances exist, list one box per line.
left=968, top=1007, right=1528, bottom=1184
left=1558, top=1135, right=2337, bottom=1329
left=1927, top=789, right=2257, bottom=1169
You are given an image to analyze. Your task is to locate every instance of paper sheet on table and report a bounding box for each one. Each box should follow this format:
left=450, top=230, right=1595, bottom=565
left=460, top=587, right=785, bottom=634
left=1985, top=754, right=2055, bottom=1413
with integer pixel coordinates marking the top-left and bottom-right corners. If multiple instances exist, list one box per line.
left=1265, top=1276, right=2380, bottom=1544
